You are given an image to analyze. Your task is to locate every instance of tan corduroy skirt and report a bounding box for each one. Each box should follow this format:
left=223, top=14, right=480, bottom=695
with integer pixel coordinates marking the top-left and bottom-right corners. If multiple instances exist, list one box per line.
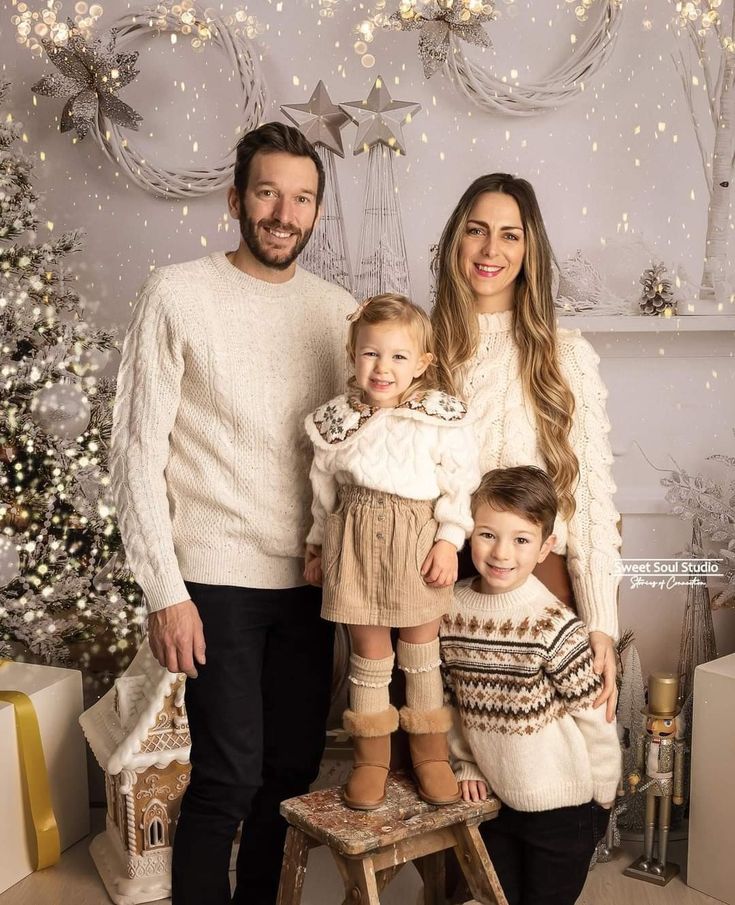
left=321, top=484, right=452, bottom=628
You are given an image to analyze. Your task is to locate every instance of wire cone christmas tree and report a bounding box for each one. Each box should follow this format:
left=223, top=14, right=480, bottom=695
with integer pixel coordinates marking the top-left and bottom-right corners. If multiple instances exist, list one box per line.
left=0, top=81, right=141, bottom=667
left=282, top=81, right=353, bottom=292
left=296, top=147, right=353, bottom=292
left=353, top=146, right=413, bottom=300
left=341, top=76, right=420, bottom=301
left=677, top=519, right=717, bottom=702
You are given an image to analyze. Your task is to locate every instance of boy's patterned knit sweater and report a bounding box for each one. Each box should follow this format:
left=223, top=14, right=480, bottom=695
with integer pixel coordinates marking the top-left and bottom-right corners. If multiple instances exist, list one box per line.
left=440, top=574, right=621, bottom=811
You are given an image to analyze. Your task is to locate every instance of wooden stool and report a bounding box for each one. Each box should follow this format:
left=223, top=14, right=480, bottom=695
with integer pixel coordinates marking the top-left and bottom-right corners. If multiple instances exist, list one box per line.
left=277, top=773, right=508, bottom=905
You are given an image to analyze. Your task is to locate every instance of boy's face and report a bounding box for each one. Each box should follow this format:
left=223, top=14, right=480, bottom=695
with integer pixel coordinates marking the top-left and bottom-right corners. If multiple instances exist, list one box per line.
left=471, top=503, right=556, bottom=594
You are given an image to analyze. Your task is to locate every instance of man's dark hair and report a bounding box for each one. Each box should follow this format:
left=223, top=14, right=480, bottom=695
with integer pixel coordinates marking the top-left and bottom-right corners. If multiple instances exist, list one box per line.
left=233, top=122, right=325, bottom=206
left=472, top=466, right=558, bottom=541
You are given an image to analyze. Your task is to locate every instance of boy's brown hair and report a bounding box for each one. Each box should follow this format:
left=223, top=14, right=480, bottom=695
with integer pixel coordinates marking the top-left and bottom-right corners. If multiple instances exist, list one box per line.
left=472, top=466, right=558, bottom=540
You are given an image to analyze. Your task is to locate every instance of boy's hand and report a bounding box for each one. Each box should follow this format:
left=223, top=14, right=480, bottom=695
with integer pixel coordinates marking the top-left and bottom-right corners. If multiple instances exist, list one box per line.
left=421, top=540, right=458, bottom=588
left=304, top=544, right=323, bottom=587
left=460, top=780, right=488, bottom=802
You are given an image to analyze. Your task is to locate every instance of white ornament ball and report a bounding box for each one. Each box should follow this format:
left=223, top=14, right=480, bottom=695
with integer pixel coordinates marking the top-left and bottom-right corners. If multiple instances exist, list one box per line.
left=68, top=347, right=112, bottom=376
left=31, top=383, right=91, bottom=439
left=0, top=536, right=20, bottom=587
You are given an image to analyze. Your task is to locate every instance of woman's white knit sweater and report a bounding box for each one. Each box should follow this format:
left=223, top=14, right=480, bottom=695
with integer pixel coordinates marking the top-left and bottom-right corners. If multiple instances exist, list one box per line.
left=441, top=575, right=622, bottom=811
left=462, top=310, right=621, bottom=638
left=110, top=251, right=354, bottom=611
left=305, top=391, right=481, bottom=551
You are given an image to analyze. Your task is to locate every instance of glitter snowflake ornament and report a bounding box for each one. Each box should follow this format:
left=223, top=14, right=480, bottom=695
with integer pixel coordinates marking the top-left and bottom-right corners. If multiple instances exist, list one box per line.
left=390, top=0, right=495, bottom=78
left=32, top=19, right=142, bottom=141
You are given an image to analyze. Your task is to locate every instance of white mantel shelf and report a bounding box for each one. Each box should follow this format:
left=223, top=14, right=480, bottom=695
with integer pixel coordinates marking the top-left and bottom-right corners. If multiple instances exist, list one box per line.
left=557, top=315, right=735, bottom=333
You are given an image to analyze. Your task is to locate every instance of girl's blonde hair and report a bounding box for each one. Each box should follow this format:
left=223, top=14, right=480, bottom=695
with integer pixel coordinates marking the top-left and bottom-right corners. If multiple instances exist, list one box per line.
left=347, top=293, right=439, bottom=404
left=431, top=173, right=579, bottom=519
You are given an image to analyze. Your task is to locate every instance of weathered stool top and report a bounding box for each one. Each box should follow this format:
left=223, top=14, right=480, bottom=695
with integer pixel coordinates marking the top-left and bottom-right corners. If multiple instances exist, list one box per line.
left=280, top=773, right=501, bottom=857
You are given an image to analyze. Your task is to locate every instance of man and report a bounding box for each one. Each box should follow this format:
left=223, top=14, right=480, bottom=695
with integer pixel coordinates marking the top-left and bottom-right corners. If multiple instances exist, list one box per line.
left=110, top=122, right=355, bottom=905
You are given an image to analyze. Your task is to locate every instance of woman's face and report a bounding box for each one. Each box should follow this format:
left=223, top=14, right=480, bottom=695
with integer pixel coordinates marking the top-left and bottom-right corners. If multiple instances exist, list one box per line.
left=459, top=191, right=525, bottom=313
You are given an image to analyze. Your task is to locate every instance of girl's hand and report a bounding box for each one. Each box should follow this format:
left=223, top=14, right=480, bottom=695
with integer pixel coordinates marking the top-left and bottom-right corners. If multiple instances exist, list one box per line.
left=421, top=540, right=458, bottom=588
left=304, top=543, right=323, bottom=587
left=595, top=800, right=614, bottom=809
left=460, top=780, right=488, bottom=802
left=590, top=631, right=617, bottom=722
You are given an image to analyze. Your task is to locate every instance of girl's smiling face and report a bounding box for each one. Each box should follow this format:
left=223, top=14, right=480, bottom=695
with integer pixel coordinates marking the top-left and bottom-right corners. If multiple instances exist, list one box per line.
left=354, top=322, right=432, bottom=408
left=459, top=192, right=526, bottom=314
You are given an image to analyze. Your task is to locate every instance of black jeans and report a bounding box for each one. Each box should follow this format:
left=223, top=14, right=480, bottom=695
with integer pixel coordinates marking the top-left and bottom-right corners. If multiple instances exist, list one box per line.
left=480, top=800, right=610, bottom=905
left=171, top=582, right=334, bottom=905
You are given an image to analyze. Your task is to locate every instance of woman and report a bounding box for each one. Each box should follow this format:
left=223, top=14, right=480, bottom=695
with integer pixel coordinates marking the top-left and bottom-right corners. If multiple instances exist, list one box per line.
left=432, top=173, right=620, bottom=719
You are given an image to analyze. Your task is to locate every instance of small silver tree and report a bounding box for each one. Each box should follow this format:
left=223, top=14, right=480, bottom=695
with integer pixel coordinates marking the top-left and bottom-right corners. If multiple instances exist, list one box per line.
left=673, top=1, right=735, bottom=305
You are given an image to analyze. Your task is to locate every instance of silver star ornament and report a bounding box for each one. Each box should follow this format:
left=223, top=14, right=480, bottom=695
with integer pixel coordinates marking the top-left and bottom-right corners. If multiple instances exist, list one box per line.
left=340, top=77, right=421, bottom=156
left=281, top=81, right=351, bottom=157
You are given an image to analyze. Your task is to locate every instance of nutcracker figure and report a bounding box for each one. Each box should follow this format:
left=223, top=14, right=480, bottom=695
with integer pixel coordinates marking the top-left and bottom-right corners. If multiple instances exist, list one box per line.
left=623, top=672, right=685, bottom=886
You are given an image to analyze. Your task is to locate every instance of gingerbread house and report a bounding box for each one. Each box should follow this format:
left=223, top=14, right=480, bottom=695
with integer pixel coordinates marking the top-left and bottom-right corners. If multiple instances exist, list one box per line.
left=79, top=639, right=190, bottom=905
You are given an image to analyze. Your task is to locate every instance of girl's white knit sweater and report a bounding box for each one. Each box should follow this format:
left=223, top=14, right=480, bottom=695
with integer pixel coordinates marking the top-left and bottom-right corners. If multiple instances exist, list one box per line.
left=462, top=310, right=621, bottom=638
left=110, top=251, right=354, bottom=611
left=305, top=391, right=481, bottom=551
left=441, top=575, right=622, bottom=811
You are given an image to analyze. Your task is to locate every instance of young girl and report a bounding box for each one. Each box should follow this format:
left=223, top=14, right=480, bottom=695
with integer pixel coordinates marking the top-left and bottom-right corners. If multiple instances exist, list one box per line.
left=304, top=293, right=480, bottom=810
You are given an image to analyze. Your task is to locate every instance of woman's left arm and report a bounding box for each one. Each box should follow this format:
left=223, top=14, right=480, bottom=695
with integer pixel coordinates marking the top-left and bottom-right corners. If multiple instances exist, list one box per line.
left=561, top=336, right=621, bottom=718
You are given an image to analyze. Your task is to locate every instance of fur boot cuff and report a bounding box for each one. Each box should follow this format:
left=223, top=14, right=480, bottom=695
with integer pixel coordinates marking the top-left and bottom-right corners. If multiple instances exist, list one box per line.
left=343, top=706, right=400, bottom=738
left=399, top=705, right=453, bottom=735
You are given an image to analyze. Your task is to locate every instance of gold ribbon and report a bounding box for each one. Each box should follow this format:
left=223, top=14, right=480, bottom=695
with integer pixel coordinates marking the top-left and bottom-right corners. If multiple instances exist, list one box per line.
left=0, top=666, right=61, bottom=870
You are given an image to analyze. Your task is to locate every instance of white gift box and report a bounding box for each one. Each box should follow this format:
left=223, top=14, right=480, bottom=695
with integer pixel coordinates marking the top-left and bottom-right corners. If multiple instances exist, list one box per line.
left=0, top=660, right=90, bottom=894
left=688, top=653, right=735, bottom=905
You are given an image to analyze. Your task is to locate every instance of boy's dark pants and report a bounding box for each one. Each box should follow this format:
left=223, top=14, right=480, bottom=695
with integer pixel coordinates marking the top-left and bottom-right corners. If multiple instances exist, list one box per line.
left=171, top=582, right=334, bottom=905
left=480, top=800, right=610, bottom=905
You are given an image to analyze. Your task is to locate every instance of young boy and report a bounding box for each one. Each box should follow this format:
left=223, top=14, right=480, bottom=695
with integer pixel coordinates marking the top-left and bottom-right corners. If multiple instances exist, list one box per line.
left=440, top=466, right=621, bottom=905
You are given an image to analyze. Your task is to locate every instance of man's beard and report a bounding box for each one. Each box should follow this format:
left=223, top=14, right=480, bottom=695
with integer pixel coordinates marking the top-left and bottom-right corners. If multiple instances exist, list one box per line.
left=239, top=210, right=315, bottom=271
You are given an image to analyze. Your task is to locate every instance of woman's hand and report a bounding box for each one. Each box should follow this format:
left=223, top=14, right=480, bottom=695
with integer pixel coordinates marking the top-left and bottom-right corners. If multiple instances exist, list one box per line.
left=304, top=543, right=323, bottom=587
left=460, top=780, right=488, bottom=802
left=421, top=540, right=458, bottom=588
left=590, top=631, right=617, bottom=722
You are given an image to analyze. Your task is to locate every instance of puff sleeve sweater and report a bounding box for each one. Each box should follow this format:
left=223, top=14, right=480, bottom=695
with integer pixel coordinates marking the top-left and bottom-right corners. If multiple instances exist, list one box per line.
left=304, top=391, right=481, bottom=551
left=461, top=310, right=621, bottom=638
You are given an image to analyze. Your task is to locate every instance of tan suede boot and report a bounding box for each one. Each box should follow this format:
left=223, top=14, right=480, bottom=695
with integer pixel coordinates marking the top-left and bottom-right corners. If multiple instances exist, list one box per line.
left=400, top=706, right=461, bottom=806
left=342, top=706, right=399, bottom=810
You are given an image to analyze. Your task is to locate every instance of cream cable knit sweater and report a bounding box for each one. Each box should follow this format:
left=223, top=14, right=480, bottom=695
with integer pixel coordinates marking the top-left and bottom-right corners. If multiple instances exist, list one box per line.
left=441, top=575, right=622, bottom=811
left=110, top=251, right=354, bottom=612
left=305, top=391, right=481, bottom=551
left=463, top=310, right=621, bottom=638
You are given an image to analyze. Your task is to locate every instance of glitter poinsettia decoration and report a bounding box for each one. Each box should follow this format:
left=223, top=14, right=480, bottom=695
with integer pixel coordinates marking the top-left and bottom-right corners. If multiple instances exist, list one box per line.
left=390, top=0, right=495, bottom=78
left=32, top=20, right=142, bottom=141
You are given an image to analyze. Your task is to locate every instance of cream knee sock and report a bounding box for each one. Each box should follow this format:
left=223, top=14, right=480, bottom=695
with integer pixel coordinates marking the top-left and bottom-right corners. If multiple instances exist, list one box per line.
left=397, top=638, right=444, bottom=712
left=348, top=652, right=394, bottom=713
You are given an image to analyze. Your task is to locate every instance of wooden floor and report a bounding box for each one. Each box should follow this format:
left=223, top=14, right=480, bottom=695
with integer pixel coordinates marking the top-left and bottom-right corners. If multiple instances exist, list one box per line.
left=0, top=808, right=724, bottom=905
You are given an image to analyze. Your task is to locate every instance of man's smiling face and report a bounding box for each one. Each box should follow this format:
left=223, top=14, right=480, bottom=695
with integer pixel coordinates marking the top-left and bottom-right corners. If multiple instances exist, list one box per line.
left=236, top=150, right=319, bottom=271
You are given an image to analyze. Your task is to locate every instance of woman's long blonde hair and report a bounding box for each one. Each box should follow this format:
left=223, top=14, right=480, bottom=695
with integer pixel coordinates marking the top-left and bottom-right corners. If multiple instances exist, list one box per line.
left=347, top=293, right=439, bottom=405
left=431, top=174, right=578, bottom=519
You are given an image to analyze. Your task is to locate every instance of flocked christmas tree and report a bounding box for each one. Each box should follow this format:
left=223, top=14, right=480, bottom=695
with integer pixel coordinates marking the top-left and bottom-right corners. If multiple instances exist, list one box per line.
left=0, top=81, right=141, bottom=669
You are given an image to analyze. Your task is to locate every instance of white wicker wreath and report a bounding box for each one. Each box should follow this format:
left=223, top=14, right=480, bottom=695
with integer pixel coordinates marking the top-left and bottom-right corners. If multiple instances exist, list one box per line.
left=91, top=6, right=267, bottom=199
left=443, top=1, right=623, bottom=117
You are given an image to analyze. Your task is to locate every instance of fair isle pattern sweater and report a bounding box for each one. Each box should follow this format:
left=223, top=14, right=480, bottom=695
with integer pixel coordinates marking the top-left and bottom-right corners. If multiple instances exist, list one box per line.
left=462, top=310, right=621, bottom=638
left=441, top=575, right=621, bottom=811
left=305, top=391, right=481, bottom=551
left=110, top=252, right=354, bottom=611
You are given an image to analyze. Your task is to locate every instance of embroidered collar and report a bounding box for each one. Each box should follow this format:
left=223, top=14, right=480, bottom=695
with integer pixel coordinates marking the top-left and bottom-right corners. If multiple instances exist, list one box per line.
left=311, top=390, right=467, bottom=445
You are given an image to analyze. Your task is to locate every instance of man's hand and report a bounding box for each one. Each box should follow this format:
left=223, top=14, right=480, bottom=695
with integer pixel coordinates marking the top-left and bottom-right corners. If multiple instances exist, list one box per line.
left=148, top=599, right=206, bottom=678
left=421, top=540, right=458, bottom=588
left=460, top=779, right=488, bottom=802
left=590, top=630, right=618, bottom=722
left=304, top=543, right=323, bottom=587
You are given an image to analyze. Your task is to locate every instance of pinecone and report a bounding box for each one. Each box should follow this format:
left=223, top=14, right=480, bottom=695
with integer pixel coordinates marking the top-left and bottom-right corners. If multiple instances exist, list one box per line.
left=639, top=262, right=676, bottom=316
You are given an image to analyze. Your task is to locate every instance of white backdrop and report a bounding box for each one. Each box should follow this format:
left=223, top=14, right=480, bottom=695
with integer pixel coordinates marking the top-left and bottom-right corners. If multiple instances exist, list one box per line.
left=2, top=0, right=734, bottom=670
